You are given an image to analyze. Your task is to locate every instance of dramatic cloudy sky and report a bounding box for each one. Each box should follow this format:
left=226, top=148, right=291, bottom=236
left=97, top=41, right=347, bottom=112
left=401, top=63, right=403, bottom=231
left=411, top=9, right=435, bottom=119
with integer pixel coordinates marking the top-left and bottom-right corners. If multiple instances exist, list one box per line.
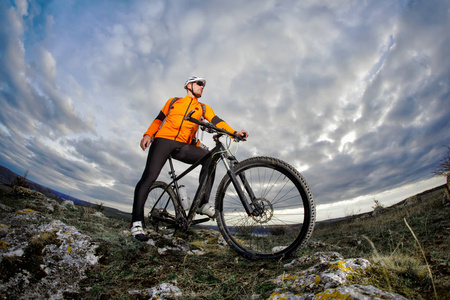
left=1, top=0, right=449, bottom=220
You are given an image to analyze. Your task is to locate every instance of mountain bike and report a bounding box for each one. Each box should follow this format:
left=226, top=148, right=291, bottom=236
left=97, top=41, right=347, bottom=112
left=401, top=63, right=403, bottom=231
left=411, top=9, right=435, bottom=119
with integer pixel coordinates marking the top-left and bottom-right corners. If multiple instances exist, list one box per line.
left=145, top=111, right=315, bottom=260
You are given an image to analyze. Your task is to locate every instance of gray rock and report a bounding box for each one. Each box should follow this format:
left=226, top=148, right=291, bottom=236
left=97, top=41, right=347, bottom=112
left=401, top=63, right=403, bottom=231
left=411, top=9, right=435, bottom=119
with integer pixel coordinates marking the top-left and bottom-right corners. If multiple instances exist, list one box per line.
left=61, top=200, right=76, bottom=209
left=129, top=281, right=182, bottom=299
left=269, top=284, right=408, bottom=299
left=0, top=211, right=98, bottom=299
left=269, top=253, right=409, bottom=300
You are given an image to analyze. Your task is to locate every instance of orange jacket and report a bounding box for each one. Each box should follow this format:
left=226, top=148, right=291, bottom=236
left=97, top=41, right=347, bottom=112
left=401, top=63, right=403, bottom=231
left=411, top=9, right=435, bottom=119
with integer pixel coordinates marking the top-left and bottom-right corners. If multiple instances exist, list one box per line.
left=144, top=96, right=235, bottom=145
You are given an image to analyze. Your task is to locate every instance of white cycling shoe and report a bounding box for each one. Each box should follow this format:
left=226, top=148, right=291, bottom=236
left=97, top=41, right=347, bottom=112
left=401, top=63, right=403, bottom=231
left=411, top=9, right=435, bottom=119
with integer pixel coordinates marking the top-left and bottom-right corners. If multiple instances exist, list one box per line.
left=130, top=221, right=149, bottom=241
left=197, top=204, right=215, bottom=218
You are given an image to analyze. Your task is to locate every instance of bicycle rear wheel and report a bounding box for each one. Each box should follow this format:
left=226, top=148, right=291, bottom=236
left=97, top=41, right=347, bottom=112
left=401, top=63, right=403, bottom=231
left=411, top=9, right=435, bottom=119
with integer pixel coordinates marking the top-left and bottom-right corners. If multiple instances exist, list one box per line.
left=215, top=156, right=315, bottom=260
left=145, top=181, right=179, bottom=233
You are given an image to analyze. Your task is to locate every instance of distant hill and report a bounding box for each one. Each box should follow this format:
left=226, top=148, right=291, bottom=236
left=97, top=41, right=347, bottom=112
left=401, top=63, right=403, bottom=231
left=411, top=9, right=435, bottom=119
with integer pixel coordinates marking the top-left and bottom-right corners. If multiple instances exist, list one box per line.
left=314, top=183, right=446, bottom=229
left=0, top=165, right=92, bottom=205
left=0, top=164, right=131, bottom=221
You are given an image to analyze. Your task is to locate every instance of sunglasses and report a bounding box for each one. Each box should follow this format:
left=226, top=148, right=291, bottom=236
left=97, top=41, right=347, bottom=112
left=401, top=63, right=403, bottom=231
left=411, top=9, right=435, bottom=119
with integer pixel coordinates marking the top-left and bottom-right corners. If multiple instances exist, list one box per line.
left=195, top=81, right=205, bottom=87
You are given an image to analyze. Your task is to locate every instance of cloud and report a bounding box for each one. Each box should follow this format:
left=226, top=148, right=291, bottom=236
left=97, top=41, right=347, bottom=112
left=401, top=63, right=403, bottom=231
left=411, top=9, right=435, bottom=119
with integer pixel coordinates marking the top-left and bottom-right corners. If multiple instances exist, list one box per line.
left=0, top=1, right=94, bottom=142
left=1, top=0, right=449, bottom=218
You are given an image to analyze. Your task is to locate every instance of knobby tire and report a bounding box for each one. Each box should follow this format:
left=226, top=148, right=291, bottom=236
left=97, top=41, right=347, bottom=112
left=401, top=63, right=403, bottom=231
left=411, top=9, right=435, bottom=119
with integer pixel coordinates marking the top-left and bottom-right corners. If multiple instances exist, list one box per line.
left=215, top=156, right=315, bottom=260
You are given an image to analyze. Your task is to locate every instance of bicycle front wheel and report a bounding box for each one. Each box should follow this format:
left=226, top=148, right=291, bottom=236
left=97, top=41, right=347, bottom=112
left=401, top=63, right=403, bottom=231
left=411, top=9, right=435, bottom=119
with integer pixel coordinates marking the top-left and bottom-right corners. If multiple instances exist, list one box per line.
left=145, top=181, right=179, bottom=233
left=215, top=156, right=315, bottom=260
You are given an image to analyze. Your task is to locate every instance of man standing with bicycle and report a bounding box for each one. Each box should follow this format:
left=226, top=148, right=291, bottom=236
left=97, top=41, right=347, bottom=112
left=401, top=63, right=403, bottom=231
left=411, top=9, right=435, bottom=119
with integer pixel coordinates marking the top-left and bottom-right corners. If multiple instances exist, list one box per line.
left=131, top=76, right=249, bottom=241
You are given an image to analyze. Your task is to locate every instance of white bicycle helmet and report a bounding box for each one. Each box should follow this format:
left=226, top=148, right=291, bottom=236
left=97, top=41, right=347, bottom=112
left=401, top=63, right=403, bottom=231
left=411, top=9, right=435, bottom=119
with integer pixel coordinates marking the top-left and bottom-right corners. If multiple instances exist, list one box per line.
left=184, top=76, right=206, bottom=88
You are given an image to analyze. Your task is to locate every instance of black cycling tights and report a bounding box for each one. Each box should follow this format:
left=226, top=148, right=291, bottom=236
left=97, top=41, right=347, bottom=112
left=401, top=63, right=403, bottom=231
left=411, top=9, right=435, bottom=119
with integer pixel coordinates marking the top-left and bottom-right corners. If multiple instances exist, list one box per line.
left=132, top=138, right=213, bottom=222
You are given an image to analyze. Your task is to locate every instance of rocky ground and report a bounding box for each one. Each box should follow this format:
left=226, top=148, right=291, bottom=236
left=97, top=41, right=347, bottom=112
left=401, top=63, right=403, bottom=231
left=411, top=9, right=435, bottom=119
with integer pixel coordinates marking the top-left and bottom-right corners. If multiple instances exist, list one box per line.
left=1, top=184, right=449, bottom=299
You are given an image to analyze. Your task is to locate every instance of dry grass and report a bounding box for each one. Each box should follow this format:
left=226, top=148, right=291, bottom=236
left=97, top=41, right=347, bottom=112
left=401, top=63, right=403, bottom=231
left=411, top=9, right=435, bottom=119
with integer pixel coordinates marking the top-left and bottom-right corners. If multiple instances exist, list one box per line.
left=309, top=185, right=449, bottom=299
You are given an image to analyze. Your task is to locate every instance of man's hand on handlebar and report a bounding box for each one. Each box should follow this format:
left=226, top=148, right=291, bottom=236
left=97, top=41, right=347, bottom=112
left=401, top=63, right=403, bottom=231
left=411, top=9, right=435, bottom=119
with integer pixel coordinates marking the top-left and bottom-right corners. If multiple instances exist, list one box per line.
left=140, top=135, right=153, bottom=151
left=235, top=130, right=249, bottom=141
left=185, top=110, right=248, bottom=141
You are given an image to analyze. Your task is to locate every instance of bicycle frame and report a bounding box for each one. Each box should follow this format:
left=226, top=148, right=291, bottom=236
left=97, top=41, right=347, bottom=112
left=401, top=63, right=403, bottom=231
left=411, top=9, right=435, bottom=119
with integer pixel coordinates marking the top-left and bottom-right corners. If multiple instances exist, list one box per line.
left=152, top=134, right=259, bottom=232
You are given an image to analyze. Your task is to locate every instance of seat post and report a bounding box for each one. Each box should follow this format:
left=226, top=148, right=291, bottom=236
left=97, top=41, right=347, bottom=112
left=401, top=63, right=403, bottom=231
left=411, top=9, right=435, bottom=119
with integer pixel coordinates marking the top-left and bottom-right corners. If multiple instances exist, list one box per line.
left=168, top=156, right=176, bottom=180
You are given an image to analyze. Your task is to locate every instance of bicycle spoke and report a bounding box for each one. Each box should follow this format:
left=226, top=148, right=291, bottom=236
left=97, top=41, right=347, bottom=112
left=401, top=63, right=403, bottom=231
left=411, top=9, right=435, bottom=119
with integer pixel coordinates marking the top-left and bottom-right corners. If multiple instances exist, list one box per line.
left=216, top=157, right=315, bottom=259
left=145, top=182, right=178, bottom=234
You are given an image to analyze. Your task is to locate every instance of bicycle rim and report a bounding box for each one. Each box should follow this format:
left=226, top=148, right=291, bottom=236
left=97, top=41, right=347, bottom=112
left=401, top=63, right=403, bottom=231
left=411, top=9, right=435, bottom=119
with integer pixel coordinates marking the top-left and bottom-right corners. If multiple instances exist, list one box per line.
left=216, top=157, right=315, bottom=260
left=145, top=181, right=178, bottom=234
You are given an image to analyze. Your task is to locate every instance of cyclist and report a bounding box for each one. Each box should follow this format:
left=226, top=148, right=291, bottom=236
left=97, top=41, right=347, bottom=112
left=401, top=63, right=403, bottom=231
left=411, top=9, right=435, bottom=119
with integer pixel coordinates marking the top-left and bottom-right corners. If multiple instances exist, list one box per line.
left=131, top=76, right=249, bottom=241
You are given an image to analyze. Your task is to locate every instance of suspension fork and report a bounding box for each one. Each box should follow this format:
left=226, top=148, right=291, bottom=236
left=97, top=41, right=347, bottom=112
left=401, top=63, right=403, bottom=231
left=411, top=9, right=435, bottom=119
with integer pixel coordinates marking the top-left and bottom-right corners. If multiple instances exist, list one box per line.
left=222, top=157, right=260, bottom=217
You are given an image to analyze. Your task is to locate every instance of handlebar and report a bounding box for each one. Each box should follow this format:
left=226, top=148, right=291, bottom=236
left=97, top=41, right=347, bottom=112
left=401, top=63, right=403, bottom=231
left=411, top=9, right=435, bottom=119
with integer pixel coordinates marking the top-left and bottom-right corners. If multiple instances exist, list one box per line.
left=185, top=110, right=245, bottom=142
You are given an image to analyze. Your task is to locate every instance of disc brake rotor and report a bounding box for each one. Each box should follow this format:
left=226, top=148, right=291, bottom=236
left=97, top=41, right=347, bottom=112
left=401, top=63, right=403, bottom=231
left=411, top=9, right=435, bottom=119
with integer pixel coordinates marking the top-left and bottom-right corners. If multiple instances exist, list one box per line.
left=251, top=198, right=274, bottom=223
